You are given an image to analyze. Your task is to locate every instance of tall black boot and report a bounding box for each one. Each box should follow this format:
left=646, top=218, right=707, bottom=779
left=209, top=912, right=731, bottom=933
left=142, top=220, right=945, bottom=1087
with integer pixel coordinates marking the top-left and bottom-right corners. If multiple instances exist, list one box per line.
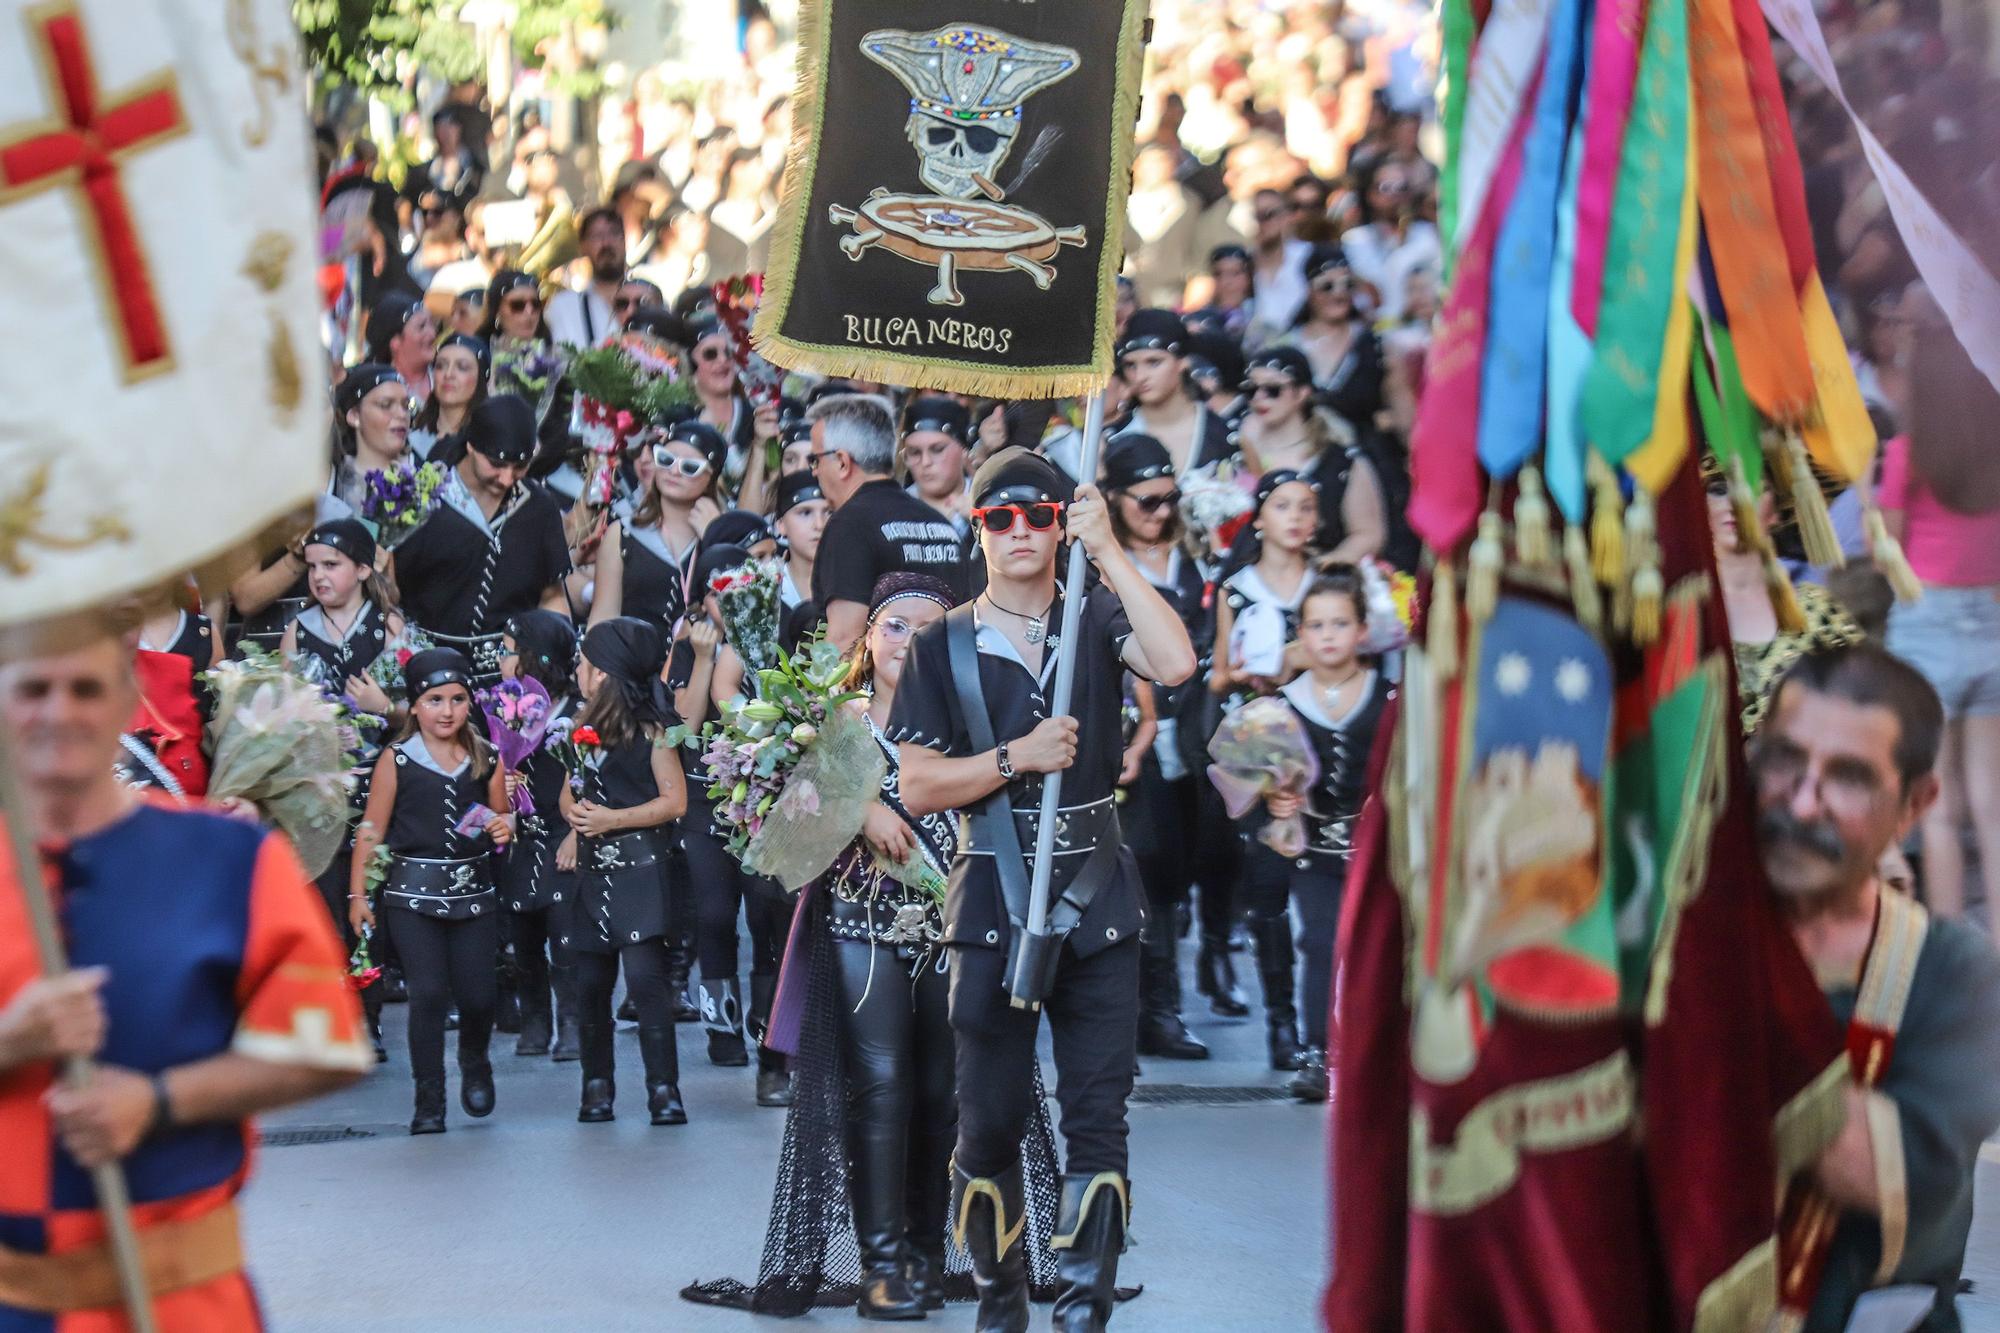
left=1195, top=934, right=1250, bottom=1018
left=666, top=931, right=700, bottom=1023
left=951, top=1159, right=1030, bottom=1333
left=1051, top=1173, right=1129, bottom=1332
left=1135, top=935, right=1207, bottom=1060
left=850, top=1121, right=923, bottom=1320
left=577, top=1015, right=615, bottom=1123
left=699, top=978, right=749, bottom=1066
left=749, top=974, right=794, bottom=1106
left=638, top=1024, right=686, bottom=1125
left=903, top=1120, right=952, bottom=1311
left=1251, top=916, right=1303, bottom=1071
left=550, top=959, right=581, bottom=1062
left=410, top=1075, right=446, bottom=1135
left=515, top=960, right=553, bottom=1057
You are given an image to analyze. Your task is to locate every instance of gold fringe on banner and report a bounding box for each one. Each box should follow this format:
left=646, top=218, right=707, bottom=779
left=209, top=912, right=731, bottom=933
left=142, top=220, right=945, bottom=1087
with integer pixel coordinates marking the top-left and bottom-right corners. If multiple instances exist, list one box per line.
left=1865, top=505, right=1924, bottom=605
left=1467, top=508, right=1505, bottom=627
left=1764, top=548, right=1808, bottom=635
left=1588, top=453, right=1626, bottom=585
left=1513, top=466, right=1555, bottom=572
left=1625, top=493, right=1662, bottom=646
left=1429, top=558, right=1462, bottom=681
left=1565, top=524, right=1603, bottom=633
left=1784, top=433, right=1845, bottom=570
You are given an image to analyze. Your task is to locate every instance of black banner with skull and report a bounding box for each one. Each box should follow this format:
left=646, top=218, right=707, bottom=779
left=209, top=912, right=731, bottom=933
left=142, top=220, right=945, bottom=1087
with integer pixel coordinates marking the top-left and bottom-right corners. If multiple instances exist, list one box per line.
left=753, top=0, right=1148, bottom=398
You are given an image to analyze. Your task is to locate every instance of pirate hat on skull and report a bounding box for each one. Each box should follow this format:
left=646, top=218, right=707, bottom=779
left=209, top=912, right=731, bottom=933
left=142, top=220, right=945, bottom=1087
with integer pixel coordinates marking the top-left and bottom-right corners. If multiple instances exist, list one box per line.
left=861, top=24, right=1080, bottom=200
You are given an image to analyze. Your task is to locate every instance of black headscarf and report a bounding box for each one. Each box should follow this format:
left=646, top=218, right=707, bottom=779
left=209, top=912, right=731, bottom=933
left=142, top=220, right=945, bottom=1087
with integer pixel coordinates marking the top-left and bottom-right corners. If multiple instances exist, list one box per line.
left=775, top=471, right=826, bottom=517
left=334, top=364, right=404, bottom=418
left=701, top=511, right=774, bottom=555
left=366, top=291, right=425, bottom=363
left=580, top=618, right=675, bottom=727
left=971, top=447, right=1073, bottom=509
left=1102, top=435, right=1175, bottom=491
left=404, top=647, right=473, bottom=701
left=661, top=418, right=729, bottom=474
left=505, top=610, right=578, bottom=695
left=437, top=331, right=492, bottom=383
left=462, top=394, right=537, bottom=464
left=903, top=396, right=972, bottom=444
left=1117, top=308, right=1187, bottom=360
left=304, top=518, right=376, bottom=568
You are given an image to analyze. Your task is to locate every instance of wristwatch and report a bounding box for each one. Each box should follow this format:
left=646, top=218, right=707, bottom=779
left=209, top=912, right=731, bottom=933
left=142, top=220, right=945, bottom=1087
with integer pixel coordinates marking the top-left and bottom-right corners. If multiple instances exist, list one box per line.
left=996, top=743, right=1016, bottom=781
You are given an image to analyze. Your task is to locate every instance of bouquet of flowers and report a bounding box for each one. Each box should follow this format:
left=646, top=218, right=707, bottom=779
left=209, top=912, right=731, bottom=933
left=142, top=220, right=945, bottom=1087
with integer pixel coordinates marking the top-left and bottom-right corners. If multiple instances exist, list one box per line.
left=669, top=636, right=943, bottom=899
left=476, top=677, right=554, bottom=814
left=541, top=718, right=603, bottom=795
left=711, top=273, right=783, bottom=403
left=203, top=648, right=360, bottom=877
left=1180, top=458, right=1257, bottom=565
left=1206, top=695, right=1321, bottom=859
left=361, top=459, right=447, bottom=549
left=492, top=337, right=564, bottom=401
left=566, top=328, right=698, bottom=502
left=709, top=559, right=782, bottom=676
left=1360, top=558, right=1418, bottom=656
left=362, top=625, right=435, bottom=702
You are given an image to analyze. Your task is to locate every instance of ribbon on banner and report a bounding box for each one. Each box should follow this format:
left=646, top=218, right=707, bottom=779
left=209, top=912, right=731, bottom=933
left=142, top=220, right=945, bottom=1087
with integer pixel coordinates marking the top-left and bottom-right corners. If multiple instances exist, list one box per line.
left=1570, top=0, right=1648, bottom=334
left=1577, top=0, right=1689, bottom=466
left=1478, top=0, right=1589, bottom=481
left=1625, top=124, right=1700, bottom=495
left=1437, top=0, right=1480, bottom=263
left=1546, top=111, right=1593, bottom=521
left=1454, top=0, right=1559, bottom=248
left=1763, top=0, right=2000, bottom=398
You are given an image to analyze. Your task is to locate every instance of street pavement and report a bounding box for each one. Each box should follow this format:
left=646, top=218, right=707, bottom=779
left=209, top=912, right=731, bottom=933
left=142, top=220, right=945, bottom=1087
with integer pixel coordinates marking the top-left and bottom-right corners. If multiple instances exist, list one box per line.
left=244, top=955, right=2000, bottom=1332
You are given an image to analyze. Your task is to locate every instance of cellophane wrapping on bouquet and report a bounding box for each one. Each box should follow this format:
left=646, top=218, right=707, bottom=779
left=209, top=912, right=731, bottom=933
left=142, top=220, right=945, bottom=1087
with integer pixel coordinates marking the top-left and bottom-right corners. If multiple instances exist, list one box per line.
left=740, top=704, right=885, bottom=892
left=203, top=648, right=359, bottom=877
left=709, top=559, right=784, bottom=677
left=1206, top=695, right=1320, bottom=858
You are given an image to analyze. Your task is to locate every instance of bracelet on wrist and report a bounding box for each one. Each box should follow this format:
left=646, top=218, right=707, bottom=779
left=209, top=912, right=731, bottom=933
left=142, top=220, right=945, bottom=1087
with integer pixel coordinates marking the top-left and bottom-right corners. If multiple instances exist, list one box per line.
left=145, top=1071, right=174, bottom=1140
left=995, top=742, right=1016, bottom=781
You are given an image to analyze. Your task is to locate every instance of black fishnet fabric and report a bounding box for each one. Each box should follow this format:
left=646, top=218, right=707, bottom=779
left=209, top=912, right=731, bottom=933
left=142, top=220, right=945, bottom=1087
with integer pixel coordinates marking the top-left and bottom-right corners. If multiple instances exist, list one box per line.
left=682, top=896, right=1064, bottom=1315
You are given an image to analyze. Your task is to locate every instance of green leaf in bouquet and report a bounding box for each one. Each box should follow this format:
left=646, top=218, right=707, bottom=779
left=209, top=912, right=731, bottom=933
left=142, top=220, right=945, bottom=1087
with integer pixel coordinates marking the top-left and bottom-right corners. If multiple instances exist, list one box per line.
left=662, top=723, right=694, bottom=748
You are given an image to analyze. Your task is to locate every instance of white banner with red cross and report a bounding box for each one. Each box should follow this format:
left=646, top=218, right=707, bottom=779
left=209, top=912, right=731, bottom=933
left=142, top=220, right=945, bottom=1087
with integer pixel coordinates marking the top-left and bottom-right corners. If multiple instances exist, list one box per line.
left=0, top=0, right=325, bottom=631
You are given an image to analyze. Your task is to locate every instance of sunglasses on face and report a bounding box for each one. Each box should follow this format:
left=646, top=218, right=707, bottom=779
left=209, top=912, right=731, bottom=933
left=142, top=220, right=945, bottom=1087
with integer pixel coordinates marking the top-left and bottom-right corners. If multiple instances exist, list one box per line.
left=651, top=448, right=712, bottom=477
left=973, top=502, right=1065, bottom=534
left=1249, top=381, right=1300, bottom=400
left=696, top=344, right=729, bottom=364
left=503, top=296, right=539, bottom=314
left=1312, top=277, right=1352, bottom=296
left=1129, top=490, right=1183, bottom=514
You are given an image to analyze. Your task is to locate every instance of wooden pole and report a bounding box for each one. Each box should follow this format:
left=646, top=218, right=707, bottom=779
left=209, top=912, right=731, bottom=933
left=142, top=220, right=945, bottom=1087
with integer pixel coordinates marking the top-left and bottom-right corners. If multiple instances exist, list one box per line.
left=0, top=719, right=157, bottom=1332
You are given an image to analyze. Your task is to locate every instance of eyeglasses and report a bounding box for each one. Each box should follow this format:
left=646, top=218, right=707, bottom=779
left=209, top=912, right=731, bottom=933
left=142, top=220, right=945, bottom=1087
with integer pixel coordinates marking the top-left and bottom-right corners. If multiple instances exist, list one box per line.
left=1372, top=179, right=1410, bottom=195
left=973, top=502, right=1065, bottom=533
left=503, top=296, right=539, bottom=314
left=809, top=449, right=845, bottom=471
left=1311, top=277, right=1353, bottom=297
left=875, top=616, right=918, bottom=642
left=651, top=448, right=712, bottom=477
left=1129, top=490, right=1182, bottom=514
left=1249, top=382, right=1300, bottom=400
left=1750, top=739, right=1893, bottom=818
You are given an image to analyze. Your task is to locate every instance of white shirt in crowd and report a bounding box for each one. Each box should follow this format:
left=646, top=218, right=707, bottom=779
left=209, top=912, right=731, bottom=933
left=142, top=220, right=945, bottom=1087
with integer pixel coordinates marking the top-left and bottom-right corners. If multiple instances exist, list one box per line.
left=546, top=285, right=616, bottom=349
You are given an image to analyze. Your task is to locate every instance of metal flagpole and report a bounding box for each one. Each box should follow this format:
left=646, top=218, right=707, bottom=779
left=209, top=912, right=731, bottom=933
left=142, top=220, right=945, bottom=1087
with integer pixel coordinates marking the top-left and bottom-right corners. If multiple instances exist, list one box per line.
left=0, top=719, right=158, bottom=1332
left=1008, top=390, right=1110, bottom=1010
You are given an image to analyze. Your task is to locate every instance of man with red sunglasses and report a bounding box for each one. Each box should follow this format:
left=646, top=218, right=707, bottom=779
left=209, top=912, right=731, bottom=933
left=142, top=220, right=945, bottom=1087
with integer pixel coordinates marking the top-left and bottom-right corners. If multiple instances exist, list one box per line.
left=890, top=448, right=1196, bottom=1331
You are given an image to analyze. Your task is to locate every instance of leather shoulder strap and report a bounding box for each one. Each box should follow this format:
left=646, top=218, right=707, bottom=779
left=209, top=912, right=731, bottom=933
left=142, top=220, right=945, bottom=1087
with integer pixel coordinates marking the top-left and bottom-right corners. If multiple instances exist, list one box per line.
left=946, top=605, right=1032, bottom=923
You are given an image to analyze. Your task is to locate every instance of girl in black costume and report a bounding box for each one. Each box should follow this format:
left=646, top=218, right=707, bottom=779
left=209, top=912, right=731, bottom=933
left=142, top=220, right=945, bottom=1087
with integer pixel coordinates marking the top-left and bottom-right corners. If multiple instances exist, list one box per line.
left=558, top=618, right=691, bottom=1125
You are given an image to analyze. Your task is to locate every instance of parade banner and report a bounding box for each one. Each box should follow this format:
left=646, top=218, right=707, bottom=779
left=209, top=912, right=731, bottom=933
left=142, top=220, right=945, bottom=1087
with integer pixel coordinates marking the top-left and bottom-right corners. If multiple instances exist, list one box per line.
left=0, top=0, right=326, bottom=637
left=752, top=0, right=1148, bottom=398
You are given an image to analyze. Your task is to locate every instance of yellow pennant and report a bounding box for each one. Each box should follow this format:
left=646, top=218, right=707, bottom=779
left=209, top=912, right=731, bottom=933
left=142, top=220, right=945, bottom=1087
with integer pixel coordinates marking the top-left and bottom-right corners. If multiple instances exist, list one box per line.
left=1798, top=270, right=1877, bottom=484
left=1626, top=125, right=1700, bottom=496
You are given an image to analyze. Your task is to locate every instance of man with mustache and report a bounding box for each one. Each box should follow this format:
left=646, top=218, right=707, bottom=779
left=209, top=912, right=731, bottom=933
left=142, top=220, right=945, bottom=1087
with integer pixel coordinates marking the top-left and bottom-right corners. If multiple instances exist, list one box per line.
left=1755, top=645, right=2000, bottom=1330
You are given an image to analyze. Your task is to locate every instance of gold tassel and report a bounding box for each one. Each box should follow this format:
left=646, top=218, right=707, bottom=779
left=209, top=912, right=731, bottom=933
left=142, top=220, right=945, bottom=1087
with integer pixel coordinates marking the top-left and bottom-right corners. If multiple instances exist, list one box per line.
left=1588, top=454, right=1625, bottom=585
left=1785, top=433, right=1845, bottom=570
left=1763, top=549, right=1807, bottom=634
left=1727, top=457, right=1771, bottom=559
left=1632, top=557, right=1664, bottom=645
left=1865, top=505, right=1924, bottom=605
left=1428, top=559, right=1461, bottom=680
left=1513, top=467, right=1555, bottom=572
left=1564, top=523, right=1603, bottom=632
left=1467, top=509, right=1506, bottom=626
left=1625, top=492, right=1660, bottom=644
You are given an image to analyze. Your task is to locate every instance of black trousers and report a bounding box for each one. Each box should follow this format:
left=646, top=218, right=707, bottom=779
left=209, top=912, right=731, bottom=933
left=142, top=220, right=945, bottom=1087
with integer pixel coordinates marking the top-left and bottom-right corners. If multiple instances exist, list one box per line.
left=574, top=938, right=675, bottom=1032
left=1240, top=839, right=1292, bottom=922
left=949, top=935, right=1140, bottom=1179
left=383, top=909, right=497, bottom=1081
left=683, top=806, right=786, bottom=983
left=505, top=905, right=566, bottom=1008
left=1191, top=778, right=1241, bottom=939
left=833, top=941, right=956, bottom=1261
left=1291, top=864, right=1344, bottom=1048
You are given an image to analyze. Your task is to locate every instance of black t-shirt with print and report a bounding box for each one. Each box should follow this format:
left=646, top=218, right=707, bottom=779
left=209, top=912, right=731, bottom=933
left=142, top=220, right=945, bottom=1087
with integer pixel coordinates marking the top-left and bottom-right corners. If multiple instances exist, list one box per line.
left=812, top=479, right=971, bottom=610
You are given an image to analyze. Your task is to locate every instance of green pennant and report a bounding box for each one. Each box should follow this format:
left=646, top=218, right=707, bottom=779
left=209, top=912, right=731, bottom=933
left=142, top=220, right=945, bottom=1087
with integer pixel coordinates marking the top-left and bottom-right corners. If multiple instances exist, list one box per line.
left=1436, top=0, right=1478, bottom=269
left=1577, top=0, right=1689, bottom=464
left=1709, top=320, right=1763, bottom=492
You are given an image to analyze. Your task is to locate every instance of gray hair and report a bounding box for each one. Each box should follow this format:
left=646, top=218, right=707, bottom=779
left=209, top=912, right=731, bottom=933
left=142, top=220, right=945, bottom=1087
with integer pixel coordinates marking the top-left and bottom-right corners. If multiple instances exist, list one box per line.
left=805, top=393, right=897, bottom=477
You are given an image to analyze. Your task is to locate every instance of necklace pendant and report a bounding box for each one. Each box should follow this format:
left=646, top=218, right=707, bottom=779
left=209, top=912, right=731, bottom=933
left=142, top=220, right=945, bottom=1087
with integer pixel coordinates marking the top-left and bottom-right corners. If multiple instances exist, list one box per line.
left=1026, top=618, right=1045, bottom=646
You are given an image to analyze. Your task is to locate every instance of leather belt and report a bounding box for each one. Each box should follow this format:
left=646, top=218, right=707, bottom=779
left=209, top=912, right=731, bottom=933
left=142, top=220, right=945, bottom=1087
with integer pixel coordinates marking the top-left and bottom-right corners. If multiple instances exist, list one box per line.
left=959, top=795, right=1118, bottom=860
left=384, top=855, right=494, bottom=919
left=583, top=829, right=659, bottom=873
left=0, top=1201, right=242, bottom=1314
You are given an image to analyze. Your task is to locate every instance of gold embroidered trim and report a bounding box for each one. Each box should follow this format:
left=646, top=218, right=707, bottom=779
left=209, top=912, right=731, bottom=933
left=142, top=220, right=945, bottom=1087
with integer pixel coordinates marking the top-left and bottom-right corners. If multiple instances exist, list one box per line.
left=1691, top=1235, right=1779, bottom=1333
left=953, top=1174, right=1025, bottom=1262
left=1644, top=650, right=1730, bottom=1026
left=1865, top=1090, right=1907, bottom=1284
left=1409, top=1050, right=1636, bottom=1216
left=1853, top=889, right=1929, bottom=1076
left=0, top=461, right=130, bottom=576
left=1773, top=1055, right=1851, bottom=1189
left=1050, top=1172, right=1129, bottom=1250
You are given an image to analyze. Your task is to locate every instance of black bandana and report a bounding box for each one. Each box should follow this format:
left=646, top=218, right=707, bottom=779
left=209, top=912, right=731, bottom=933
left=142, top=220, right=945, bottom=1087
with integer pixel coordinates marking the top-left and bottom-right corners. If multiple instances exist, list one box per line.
left=1117, top=308, right=1187, bottom=360
left=580, top=618, right=673, bottom=726
left=465, top=394, right=537, bottom=464
left=1102, top=435, right=1174, bottom=489
left=305, top=518, right=376, bottom=568
left=775, top=471, right=826, bottom=517
left=404, top=647, right=473, bottom=701
left=438, top=332, right=492, bottom=383
left=867, top=571, right=959, bottom=624
left=903, top=396, right=971, bottom=445
left=334, top=364, right=404, bottom=417
left=505, top=610, right=578, bottom=684
left=971, top=446, right=1072, bottom=509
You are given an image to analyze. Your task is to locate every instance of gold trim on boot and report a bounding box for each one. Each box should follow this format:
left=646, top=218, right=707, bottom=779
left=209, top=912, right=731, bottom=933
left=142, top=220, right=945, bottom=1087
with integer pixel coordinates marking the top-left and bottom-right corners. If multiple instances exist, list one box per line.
left=953, top=1172, right=1025, bottom=1262
left=1051, top=1171, right=1131, bottom=1251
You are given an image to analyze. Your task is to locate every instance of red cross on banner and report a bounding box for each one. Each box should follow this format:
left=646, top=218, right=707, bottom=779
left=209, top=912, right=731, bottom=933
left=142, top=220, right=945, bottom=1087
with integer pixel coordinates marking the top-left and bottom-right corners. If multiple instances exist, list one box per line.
left=0, top=2, right=188, bottom=378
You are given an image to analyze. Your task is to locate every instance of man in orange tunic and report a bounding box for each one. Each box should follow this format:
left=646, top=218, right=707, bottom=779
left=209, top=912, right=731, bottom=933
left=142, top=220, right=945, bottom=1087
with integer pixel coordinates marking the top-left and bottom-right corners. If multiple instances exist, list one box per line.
left=0, top=632, right=368, bottom=1331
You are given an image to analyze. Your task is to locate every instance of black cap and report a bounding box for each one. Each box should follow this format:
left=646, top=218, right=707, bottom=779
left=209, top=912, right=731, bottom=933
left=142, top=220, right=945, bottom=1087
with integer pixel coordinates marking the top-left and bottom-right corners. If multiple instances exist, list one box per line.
left=1245, top=346, right=1315, bottom=387
left=775, top=471, right=826, bottom=517
left=1305, top=244, right=1351, bottom=280
left=1117, top=309, right=1187, bottom=359
left=903, top=396, right=971, bottom=445
left=437, top=332, right=491, bottom=382
left=971, top=446, right=1072, bottom=510
left=661, top=418, right=728, bottom=473
left=1103, top=435, right=1175, bottom=490
left=404, top=647, right=473, bottom=700
left=334, top=363, right=404, bottom=417
left=304, top=518, right=376, bottom=568
left=465, top=394, right=537, bottom=464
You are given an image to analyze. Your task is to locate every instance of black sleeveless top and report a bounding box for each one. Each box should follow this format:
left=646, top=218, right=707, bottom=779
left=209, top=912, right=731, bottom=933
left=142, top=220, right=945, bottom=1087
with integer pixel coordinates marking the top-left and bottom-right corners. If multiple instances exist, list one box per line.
left=291, top=600, right=390, bottom=686
left=385, top=737, right=493, bottom=860
left=617, top=523, right=691, bottom=631
left=575, top=736, right=661, bottom=811
left=1279, top=670, right=1393, bottom=869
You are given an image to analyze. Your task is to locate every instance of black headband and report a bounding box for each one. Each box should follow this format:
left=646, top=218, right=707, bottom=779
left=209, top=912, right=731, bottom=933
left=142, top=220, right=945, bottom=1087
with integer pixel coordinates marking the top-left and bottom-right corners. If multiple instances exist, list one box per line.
left=304, top=519, right=375, bottom=568
left=403, top=647, right=473, bottom=700
left=336, top=364, right=404, bottom=416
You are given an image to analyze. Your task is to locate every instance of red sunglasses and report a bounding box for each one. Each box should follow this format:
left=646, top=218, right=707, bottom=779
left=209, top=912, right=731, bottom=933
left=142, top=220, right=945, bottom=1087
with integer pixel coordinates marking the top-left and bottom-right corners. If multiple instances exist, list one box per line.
left=973, top=501, right=1065, bottom=533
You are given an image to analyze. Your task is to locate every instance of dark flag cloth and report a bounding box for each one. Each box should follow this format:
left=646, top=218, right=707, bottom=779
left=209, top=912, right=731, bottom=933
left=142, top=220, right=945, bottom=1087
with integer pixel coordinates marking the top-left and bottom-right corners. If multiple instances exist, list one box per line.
left=1325, top=462, right=1850, bottom=1331
left=753, top=0, right=1148, bottom=398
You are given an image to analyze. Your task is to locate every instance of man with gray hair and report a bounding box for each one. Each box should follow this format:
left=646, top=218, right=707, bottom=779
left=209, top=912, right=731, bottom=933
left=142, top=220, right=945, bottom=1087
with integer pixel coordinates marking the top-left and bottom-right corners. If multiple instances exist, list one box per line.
left=807, top=393, right=970, bottom=649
